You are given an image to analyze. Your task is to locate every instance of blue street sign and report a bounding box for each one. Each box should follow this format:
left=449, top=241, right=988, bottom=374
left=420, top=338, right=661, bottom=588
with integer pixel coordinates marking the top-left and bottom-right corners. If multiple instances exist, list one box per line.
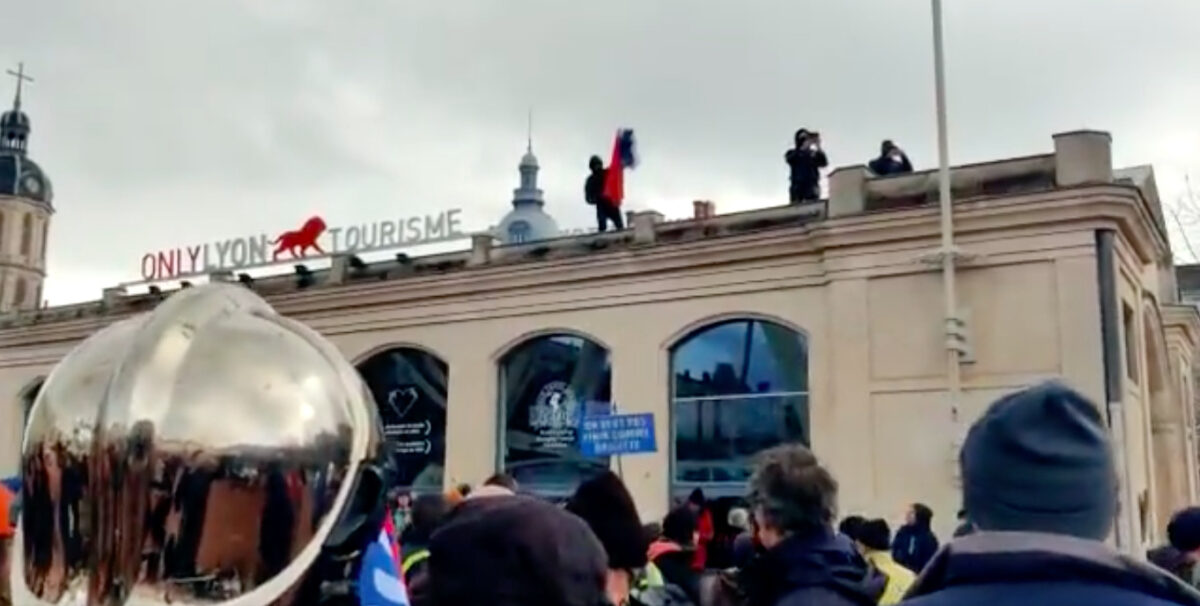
left=579, top=412, right=657, bottom=457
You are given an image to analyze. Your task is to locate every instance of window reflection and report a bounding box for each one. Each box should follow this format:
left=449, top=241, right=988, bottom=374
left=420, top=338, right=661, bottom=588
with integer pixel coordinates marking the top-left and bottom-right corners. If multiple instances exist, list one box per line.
left=671, top=319, right=809, bottom=496
left=356, top=348, right=448, bottom=493
left=500, top=334, right=611, bottom=497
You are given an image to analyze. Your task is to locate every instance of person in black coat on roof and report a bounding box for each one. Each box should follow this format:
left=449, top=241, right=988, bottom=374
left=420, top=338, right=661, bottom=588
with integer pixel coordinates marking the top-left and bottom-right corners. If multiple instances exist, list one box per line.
left=784, top=129, right=828, bottom=203
left=868, top=140, right=913, bottom=176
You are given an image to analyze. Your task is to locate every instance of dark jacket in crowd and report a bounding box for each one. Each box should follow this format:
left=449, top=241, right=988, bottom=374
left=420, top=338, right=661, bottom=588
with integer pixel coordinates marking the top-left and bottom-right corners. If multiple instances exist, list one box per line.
left=893, top=505, right=939, bottom=573
left=903, top=531, right=1200, bottom=606
left=785, top=146, right=828, bottom=202
left=649, top=540, right=702, bottom=605
left=1149, top=545, right=1199, bottom=588
left=740, top=528, right=885, bottom=606
left=585, top=170, right=610, bottom=206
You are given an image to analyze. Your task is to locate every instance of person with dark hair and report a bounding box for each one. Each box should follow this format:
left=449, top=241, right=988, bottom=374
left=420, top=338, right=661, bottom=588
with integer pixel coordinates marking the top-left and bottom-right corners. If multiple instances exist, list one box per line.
left=455, top=482, right=472, bottom=498
left=686, top=488, right=715, bottom=570
left=855, top=519, right=914, bottom=605
left=785, top=129, right=828, bottom=203
left=952, top=508, right=973, bottom=538
left=647, top=507, right=702, bottom=604
left=400, top=493, right=450, bottom=585
left=867, top=140, right=913, bottom=177
left=586, top=155, right=624, bottom=232
left=566, top=471, right=649, bottom=606
left=1149, top=507, right=1200, bottom=587
left=904, top=382, right=1200, bottom=606
left=892, top=503, right=939, bottom=573
left=468, top=472, right=518, bottom=500
left=838, top=515, right=866, bottom=543
left=738, top=444, right=884, bottom=606
left=425, top=494, right=609, bottom=606
left=483, top=472, right=518, bottom=491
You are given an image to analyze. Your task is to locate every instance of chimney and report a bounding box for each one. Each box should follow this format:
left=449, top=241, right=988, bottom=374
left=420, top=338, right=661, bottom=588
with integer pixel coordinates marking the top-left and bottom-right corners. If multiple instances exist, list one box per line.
left=102, top=286, right=126, bottom=307
left=693, top=200, right=716, bottom=220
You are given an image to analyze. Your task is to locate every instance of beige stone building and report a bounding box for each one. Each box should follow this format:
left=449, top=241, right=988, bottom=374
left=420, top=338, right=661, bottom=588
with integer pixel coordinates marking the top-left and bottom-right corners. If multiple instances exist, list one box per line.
left=0, top=129, right=1197, bottom=550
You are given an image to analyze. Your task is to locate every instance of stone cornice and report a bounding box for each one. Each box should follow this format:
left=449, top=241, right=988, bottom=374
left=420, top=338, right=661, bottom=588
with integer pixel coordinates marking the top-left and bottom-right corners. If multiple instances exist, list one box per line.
left=0, top=182, right=1158, bottom=352
left=1163, top=304, right=1200, bottom=351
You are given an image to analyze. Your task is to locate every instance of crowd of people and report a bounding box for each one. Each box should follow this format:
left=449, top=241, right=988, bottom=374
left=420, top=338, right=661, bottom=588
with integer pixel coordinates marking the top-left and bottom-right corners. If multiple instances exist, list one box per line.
left=378, top=381, right=1200, bottom=606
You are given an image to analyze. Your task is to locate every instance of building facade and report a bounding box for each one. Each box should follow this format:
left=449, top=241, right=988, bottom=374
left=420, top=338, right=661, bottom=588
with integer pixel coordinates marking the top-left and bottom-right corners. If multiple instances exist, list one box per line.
left=0, top=130, right=1196, bottom=545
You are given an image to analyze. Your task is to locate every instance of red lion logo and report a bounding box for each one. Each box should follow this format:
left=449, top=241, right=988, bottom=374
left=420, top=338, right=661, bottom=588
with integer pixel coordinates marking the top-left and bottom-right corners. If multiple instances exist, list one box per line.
left=273, top=216, right=327, bottom=261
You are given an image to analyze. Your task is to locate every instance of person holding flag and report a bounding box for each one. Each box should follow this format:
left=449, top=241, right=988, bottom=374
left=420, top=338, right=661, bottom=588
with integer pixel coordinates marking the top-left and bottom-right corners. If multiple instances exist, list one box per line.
left=585, top=129, right=637, bottom=232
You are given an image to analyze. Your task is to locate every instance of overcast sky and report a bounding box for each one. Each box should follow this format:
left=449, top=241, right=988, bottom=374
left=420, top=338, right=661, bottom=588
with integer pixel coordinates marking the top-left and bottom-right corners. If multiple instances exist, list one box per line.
left=4, top=1, right=1200, bottom=305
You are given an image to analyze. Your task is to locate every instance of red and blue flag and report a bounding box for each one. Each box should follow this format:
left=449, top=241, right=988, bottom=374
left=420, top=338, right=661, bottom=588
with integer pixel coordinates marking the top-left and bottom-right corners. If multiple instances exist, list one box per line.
left=602, top=129, right=638, bottom=206
left=357, top=511, right=410, bottom=606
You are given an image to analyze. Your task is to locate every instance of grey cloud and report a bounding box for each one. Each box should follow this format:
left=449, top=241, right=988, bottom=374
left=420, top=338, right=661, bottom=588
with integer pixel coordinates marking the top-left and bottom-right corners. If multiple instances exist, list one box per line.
left=2, top=1, right=1199, bottom=303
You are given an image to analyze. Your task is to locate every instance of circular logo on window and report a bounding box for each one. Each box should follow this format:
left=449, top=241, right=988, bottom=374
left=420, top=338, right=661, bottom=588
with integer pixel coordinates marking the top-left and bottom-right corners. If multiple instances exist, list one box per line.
left=530, top=381, right=578, bottom=430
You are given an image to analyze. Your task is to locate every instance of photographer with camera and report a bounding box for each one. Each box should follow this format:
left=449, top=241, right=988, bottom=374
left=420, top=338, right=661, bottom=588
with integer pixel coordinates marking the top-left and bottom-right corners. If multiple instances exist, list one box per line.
left=785, top=128, right=828, bottom=203
left=868, top=139, right=914, bottom=176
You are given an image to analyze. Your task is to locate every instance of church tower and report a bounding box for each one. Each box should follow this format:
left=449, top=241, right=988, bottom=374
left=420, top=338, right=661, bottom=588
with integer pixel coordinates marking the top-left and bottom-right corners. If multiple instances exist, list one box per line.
left=495, top=118, right=559, bottom=244
left=0, top=63, right=53, bottom=312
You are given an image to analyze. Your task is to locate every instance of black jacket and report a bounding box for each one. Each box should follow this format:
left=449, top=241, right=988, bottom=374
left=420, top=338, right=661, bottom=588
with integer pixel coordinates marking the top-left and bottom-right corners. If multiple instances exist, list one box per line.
left=868, top=153, right=913, bottom=176
left=654, top=549, right=702, bottom=605
left=585, top=170, right=610, bottom=206
left=904, top=531, right=1200, bottom=606
left=740, top=529, right=885, bottom=606
left=893, top=522, right=939, bottom=573
left=785, top=147, right=828, bottom=194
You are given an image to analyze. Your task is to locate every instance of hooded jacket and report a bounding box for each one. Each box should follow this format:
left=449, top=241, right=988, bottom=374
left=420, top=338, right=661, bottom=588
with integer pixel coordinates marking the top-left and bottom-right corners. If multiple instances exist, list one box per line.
left=648, top=539, right=702, bottom=604
left=740, top=528, right=886, bottom=606
left=893, top=506, right=939, bottom=573
left=902, top=531, right=1200, bottom=606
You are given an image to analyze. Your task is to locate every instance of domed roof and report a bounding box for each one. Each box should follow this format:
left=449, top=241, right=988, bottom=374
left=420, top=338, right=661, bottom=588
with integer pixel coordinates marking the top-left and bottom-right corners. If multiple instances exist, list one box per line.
left=0, top=151, right=53, bottom=204
left=1, top=108, right=29, bottom=130
left=496, top=205, right=559, bottom=244
left=495, top=143, right=559, bottom=244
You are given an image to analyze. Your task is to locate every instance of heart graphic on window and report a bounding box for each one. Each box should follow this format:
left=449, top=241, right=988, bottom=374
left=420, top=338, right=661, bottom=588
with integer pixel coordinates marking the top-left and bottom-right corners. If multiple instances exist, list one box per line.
left=387, top=387, right=419, bottom=420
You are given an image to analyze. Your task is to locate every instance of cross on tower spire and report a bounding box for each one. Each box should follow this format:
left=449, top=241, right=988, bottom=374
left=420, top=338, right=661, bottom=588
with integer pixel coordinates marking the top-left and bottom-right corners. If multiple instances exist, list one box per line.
left=6, top=62, right=33, bottom=112
left=527, top=107, right=533, bottom=153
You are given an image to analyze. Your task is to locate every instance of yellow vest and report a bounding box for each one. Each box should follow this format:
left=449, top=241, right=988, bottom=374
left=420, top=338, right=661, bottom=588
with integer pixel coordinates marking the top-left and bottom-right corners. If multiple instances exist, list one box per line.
left=865, top=550, right=915, bottom=606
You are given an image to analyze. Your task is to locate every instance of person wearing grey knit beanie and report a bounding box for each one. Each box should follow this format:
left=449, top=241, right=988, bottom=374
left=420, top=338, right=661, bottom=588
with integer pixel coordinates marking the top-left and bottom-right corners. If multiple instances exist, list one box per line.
left=904, top=382, right=1200, bottom=606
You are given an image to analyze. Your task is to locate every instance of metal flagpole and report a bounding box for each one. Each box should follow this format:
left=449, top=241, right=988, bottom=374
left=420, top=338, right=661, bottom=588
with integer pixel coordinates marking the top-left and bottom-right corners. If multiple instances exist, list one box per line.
left=930, top=0, right=966, bottom=466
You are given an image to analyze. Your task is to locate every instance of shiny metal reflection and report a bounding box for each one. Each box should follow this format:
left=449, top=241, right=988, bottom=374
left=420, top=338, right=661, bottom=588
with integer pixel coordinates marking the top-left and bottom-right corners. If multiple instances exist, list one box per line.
left=13, top=284, right=378, bottom=605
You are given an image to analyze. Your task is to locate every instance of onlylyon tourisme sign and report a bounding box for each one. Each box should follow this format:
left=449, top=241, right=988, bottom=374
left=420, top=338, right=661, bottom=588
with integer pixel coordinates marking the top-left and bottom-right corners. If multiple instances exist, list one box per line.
left=139, top=209, right=466, bottom=282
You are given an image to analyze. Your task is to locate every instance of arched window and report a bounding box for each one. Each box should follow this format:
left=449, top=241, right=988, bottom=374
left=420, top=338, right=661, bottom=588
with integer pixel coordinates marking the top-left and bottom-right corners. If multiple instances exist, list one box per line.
left=19, top=213, right=32, bottom=256
left=356, top=347, right=449, bottom=493
left=670, top=318, right=809, bottom=498
left=500, top=333, right=611, bottom=497
left=507, top=220, right=532, bottom=244
left=13, top=278, right=26, bottom=307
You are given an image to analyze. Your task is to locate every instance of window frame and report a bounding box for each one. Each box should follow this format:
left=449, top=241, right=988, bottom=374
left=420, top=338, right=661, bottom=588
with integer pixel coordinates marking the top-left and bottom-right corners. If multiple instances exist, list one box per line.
left=496, top=332, right=613, bottom=498
left=668, top=317, right=810, bottom=500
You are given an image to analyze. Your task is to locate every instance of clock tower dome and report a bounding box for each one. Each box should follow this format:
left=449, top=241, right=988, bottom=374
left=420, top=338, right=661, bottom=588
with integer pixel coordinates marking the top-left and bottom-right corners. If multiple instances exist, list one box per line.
left=0, top=63, right=52, bottom=312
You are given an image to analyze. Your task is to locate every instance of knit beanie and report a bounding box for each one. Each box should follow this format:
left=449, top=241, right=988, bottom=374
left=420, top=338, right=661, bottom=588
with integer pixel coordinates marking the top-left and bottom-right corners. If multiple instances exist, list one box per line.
left=961, top=381, right=1117, bottom=540
left=566, top=471, right=648, bottom=570
left=429, top=495, right=608, bottom=606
